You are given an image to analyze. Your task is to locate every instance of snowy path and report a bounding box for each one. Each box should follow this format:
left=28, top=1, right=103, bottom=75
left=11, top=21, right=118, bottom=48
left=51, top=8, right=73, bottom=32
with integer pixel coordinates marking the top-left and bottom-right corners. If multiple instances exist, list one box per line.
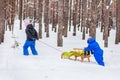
left=0, top=38, right=120, bottom=80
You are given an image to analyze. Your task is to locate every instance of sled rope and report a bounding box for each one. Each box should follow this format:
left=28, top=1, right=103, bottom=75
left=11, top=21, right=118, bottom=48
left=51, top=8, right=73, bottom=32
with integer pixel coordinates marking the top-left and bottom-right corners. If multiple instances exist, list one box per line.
left=38, top=40, right=62, bottom=52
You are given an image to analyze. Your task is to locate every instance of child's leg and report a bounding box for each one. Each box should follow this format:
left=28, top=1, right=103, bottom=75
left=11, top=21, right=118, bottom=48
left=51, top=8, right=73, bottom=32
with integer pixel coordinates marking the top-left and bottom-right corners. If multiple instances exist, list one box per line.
left=94, top=53, right=105, bottom=66
left=87, top=51, right=90, bottom=55
left=84, top=51, right=87, bottom=56
left=91, top=50, right=94, bottom=54
left=30, top=41, right=38, bottom=55
left=84, top=51, right=91, bottom=56
left=23, top=40, right=30, bottom=55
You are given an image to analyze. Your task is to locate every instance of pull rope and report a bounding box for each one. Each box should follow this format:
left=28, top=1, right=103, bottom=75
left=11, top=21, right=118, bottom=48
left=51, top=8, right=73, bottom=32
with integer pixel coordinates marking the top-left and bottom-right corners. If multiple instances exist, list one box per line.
left=38, top=40, right=62, bottom=52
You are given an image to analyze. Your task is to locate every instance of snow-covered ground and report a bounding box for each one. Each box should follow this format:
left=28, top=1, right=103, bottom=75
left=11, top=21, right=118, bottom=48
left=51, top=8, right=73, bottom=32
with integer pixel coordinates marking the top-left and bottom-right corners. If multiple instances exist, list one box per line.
left=0, top=19, right=120, bottom=80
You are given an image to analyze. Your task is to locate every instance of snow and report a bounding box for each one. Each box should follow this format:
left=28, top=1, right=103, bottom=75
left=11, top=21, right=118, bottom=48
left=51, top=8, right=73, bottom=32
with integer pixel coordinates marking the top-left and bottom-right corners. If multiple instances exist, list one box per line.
left=0, top=19, right=120, bottom=80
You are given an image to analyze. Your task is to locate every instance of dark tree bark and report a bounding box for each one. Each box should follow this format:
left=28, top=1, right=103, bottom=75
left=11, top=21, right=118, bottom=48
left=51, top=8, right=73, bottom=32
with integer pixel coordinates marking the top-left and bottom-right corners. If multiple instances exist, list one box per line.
left=69, top=0, right=72, bottom=31
left=104, top=5, right=109, bottom=47
left=115, top=0, right=120, bottom=44
left=89, top=0, right=97, bottom=38
left=57, top=0, right=64, bottom=47
left=101, top=0, right=105, bottom=32
left=72, top=0, right=78, bottom=36
left=11, top=0, right=15, bottom=33
left=44, top=0, right=49, bottom=37
left=38, top=0, right=43, bottom=39
left=63, top=0, right=69, bottom=37
left=77, top=0, right=81, bottom=31
left=19, top=0, right=23, bottom=30
left=81, top=0, right=87, bottom=39
left=0, top=0, right=5, bottom=43
left=52, top=1, right=58, bottom=32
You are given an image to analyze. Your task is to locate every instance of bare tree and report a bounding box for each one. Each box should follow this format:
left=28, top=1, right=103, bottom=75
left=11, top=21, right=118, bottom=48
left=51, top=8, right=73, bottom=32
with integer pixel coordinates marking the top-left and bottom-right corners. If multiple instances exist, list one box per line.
left=89, top=0, right=97, bottom=38
left=63, top=0, right=69, bottom=37
left=44, top=0, right=49, bottom=37
left=69, top=0, right=72, bottom=31
left=19, top=0, right=23, bottom=30
left=52, top=1, right=58, bottom=32
left=115, top=0, right=120, bottom=44
left=81, top=0, right=87, bottom=39
left=11, top=0, right=16, bottom=33
left=38, top=0, right=43, bottom=39
left=0, top=0, right=5, bottom=43
left=104, top=1, right=109, bottom=47
left=57, top=0, right=64, bottom=46
left=72, top=0, right=78, bottom=36
left=77, top=0, right=82, bottom=31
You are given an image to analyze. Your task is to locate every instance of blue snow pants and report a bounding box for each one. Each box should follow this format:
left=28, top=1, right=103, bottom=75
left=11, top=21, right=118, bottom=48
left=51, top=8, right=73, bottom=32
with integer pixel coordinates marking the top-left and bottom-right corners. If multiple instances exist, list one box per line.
left=23, top=40, right=38, bottom=55
left=94, top=50, right=105, bottom=66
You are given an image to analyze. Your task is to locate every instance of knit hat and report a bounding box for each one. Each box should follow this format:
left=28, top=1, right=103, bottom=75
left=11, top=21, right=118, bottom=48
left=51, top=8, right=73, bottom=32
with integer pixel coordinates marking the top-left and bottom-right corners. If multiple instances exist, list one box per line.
left=24, top=21, right=30, bottom=27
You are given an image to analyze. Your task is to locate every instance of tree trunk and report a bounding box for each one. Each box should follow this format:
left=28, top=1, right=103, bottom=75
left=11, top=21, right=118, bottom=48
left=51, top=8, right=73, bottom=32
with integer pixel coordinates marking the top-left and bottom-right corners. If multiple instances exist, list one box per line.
left=77, top=0, right=81, bottom=31
left=82, top=0, right=87, bottom=39
left=11, top=0, right=15, bottom=33
left=19, top=0, right=23, bottom=30
left=104, top=6, right=109, bottom=47
left=63, top=0, right=69, bottom=37
left=44, top=0, right=49, bottom=37
left=101, top=0, right=105, bottom=32
left=52, top=1, right=58, bottom=32
left=0, top=0, right=5, bottom=43
left=73, top=0, right=78, bottom=36
left=69, top=0, right=72, bottom=31
left=89, top=0, right=97, bottom=38
left=38, top=0, right=43, bottom=39
left=57, top=0, right=64, bottom=47
left=115, top=0, right=120, bottom=44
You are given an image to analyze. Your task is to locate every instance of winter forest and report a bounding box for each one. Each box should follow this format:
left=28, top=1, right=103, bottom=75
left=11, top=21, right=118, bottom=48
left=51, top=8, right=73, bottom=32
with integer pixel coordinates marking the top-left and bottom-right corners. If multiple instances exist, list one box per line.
left=0, top=0, right=120, bottom=80
left=0, top=0, right=120, bottom=47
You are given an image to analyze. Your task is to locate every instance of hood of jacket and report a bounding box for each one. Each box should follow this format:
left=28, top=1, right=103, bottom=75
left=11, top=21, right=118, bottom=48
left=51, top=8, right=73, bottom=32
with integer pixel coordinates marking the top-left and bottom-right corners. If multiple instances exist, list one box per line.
left=87, top=38, right=96, bottom=44
left=27, top=24, right=34, bottom=29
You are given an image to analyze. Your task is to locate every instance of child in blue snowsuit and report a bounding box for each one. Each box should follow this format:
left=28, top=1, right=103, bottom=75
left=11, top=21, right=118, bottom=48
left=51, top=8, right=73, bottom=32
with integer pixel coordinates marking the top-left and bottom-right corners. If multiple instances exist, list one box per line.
left=84, top=37, right=105, bottom=66
left=23, top=23, right=38, bottom=56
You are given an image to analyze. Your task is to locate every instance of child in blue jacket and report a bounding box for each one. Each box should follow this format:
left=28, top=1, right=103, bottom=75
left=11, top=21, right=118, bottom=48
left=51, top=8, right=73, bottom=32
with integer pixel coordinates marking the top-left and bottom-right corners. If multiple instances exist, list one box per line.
left=84, top=37, right=105, bottom=66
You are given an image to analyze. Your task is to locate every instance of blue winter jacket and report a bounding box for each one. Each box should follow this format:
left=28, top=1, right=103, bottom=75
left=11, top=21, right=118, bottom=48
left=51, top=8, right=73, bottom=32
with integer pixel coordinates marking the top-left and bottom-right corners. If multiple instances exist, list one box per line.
left=84, top=38, right=105, bottom=66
